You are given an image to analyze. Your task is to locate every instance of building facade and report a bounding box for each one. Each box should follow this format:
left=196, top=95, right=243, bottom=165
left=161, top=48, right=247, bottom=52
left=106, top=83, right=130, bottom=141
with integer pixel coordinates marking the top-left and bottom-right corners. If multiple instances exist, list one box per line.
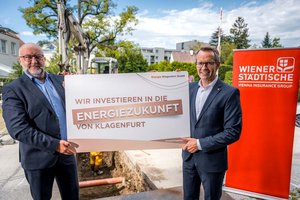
left=140, top=40, right=207, bottom=65
left=141, top=47, right=179, bottom=65
left=0, top=26, right=23, bottom=77
left=176, top=40, right=209, bottom=51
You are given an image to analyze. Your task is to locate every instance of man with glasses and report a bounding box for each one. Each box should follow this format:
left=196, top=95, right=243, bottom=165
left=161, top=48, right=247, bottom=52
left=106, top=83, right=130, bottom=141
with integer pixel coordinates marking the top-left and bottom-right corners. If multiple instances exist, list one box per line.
left=182, top=46, right=242, bottom=200
left=2, top=43, right=79, bottom=200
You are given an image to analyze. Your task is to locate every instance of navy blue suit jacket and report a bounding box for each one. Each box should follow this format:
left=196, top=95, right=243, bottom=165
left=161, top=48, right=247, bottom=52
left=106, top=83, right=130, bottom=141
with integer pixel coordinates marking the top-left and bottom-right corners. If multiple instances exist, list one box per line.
left=182, top=79, right=242, bottom=172
left=2, top=73, right=65, bottom=170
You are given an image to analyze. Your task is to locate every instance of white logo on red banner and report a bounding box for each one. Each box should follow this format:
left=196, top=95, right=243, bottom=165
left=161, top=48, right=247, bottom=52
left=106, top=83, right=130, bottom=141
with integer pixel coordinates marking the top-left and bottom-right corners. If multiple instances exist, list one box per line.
left=276, top=57, right=295, bottom=73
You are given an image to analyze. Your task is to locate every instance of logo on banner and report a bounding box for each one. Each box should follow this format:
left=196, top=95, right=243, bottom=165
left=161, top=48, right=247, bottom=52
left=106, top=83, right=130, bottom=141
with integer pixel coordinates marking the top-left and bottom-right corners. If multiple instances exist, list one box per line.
left=237, top=56, right=296, bottom=89
left=277, top=57, right=295, bottom=72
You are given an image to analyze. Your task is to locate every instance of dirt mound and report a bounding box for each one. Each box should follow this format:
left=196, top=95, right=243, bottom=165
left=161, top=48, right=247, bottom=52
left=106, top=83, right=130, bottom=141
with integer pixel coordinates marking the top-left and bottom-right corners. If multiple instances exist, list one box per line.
left=78, top=151, right=152, bottom=199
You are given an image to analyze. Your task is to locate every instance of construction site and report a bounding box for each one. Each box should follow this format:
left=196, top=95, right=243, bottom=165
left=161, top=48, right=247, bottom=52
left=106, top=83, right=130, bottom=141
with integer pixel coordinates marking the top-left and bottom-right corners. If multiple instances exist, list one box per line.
left=78, top=151, right=151, bottom=199
left=1, top=1, right=300, bottom=200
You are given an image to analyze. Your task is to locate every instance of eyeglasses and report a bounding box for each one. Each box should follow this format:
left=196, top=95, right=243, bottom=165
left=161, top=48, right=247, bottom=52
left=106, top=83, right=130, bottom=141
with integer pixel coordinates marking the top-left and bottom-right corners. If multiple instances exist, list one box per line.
left=196, top=62, right=216, bottom=67
left=19, top=54, right=44, bottom=62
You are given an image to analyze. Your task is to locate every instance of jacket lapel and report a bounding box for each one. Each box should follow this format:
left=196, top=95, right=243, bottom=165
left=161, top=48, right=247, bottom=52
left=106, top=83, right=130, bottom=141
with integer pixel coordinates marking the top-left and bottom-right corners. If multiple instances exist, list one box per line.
left=197, top=79, right=223, bottom=123
left=190, top=83, right=199, bottom=124
left=20, top=74, right=56, bottom=114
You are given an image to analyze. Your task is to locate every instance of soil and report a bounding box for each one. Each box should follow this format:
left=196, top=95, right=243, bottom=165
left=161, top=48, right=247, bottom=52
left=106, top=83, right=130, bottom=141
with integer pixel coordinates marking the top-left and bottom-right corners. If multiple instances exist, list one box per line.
left=77, top=151, right=152, bottom=199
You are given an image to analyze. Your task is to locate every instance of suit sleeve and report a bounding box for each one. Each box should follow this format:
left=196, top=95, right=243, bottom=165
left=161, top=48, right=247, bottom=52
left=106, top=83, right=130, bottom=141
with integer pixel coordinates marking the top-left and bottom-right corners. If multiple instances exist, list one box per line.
left=2, top=85, right=60, bottom=154
left=200, top=88, right=242, bottom=152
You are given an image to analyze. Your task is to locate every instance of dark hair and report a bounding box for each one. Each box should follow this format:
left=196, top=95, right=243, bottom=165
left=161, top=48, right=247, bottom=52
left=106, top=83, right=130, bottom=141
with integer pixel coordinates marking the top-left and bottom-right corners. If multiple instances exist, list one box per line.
left=195, top=46, right=220, bottom=63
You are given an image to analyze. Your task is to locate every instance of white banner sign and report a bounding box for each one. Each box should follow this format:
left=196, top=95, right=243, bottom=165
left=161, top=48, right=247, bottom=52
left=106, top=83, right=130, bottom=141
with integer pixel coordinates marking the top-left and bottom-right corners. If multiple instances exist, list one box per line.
left=65, top=72, right=190, bottom=152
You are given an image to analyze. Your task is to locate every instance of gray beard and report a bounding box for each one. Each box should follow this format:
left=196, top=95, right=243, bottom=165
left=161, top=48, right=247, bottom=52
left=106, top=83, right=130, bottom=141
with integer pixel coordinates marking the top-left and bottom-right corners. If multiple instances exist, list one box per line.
left=24, top=68, right=45, bottom=79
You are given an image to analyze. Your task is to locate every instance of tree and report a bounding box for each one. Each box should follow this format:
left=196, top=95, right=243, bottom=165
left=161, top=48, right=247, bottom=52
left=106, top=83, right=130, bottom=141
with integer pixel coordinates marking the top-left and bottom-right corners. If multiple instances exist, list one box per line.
left=218, top=64, right=232, bottom=81
left=209, top=28, right=232, bottom=47
left=120, top=49, right=148, bottom=73
left=46, top=53, right=62, bottom=74
left=220, top=42, right=236, bottom=65
left=100, top=41, right=148, bottom=73
left=261, top=32, right=272, bottom=48
left=209, top=28, right=233, bottom=63
left=224, top=52, right=234, bottom=66
left=9, top=63, right=23, bottom=78
left=230, top=17, right=251, bottom=49
left=209, top=29, right=221, bottom=47
left=261, top=32, right=283, bottom=48
left=20, top=0, right=138, bottom=70
left=272, top=37, right=283, bottom=48
left=190, top=41, right=207, bottom=53
left=224, top=70, right=233, bottom=85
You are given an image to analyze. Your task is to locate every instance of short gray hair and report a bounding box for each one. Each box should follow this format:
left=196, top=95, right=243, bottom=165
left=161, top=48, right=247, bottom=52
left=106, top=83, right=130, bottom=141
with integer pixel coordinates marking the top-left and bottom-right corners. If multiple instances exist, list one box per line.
left=19, top=43, right=43, bottom=56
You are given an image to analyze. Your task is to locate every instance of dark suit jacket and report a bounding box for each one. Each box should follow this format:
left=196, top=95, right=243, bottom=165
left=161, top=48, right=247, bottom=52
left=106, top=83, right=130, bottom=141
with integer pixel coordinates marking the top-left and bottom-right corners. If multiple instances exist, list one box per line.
left=2, top=73, right=65, bottom=170
left=182, top=78, right=242, bottom=172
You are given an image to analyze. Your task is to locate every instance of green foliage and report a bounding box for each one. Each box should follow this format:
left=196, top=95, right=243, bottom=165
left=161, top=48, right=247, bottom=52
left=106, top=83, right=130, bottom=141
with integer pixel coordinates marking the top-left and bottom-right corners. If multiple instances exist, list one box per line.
left=262, top=32, right=283, bottom=48
left=290, top=187, right=300, bottom=200
left=272, top=37, right=283, bottom=47
left=120, top=50, right=148, bottom=73
left=209, top=28, right=234, bottom=64
left=0, top=77, right=15, bottom=85
left=218, top=64, right=232, bottom=81
left=46, top=53, right=61, bottom=74
left=100, top=41, right=148, bottom=73
left=9, top=63, right=23, bottom=78
left=230, top=17, right=251, bottom=49
left=209, top=28, right=220, bottom=47
left=21, top=0, right=139, bottom=71
left=262, top=32, right=272, bottom=48
left=20, top=0, right=59, bottom=38
left=220, top=42, right=235, bottom=64
left=147, top=60, right=172, bottom=72
left=224, top=70, right=233, bottom=85
left=225, top=52, right=234, bottom=66
left=209, top=28, right=233, bottom=48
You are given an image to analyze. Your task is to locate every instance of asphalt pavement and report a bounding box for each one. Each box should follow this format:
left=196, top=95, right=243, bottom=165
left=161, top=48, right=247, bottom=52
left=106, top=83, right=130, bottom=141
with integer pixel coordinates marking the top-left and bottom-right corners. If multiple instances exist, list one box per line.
left=0, top=141, right=61, bottom=200
left=0, top=127, right=299, bottom=200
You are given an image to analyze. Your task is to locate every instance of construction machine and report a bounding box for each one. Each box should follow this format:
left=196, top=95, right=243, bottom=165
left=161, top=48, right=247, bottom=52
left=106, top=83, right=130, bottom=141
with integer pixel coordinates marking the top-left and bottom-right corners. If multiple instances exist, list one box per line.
left=88, top=57, right=118, bottom=74
left=57, top=1, right=88, bottom=73
left=57, top=1, right=118, bottom=172
left=57, top=1, right=118, bottom=75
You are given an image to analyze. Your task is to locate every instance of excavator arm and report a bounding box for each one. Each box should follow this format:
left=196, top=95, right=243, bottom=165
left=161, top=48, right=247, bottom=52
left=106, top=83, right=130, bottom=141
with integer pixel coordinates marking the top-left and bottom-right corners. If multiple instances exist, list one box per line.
left=57, top=2, right=88, bottom=73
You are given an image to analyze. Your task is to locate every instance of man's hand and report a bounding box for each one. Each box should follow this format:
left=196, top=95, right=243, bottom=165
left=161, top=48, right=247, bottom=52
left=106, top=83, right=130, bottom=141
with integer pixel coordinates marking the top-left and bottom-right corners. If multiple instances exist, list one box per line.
left=181, top=137, right=199, bottom=153
left=56, top=140, right=77, bottom=155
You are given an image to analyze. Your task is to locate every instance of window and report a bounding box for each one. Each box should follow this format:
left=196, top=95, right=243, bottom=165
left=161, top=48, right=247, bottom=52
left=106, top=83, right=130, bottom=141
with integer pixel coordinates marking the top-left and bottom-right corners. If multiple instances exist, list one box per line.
left=0, top=39, right=7, bottom=54
left=11, top=42, right=17, bottom=55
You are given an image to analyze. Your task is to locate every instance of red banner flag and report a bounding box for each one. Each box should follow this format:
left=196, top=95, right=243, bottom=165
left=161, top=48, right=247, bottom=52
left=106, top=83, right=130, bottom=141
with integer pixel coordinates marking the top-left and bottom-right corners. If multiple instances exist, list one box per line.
left=225, top=48, right=300, bottom=199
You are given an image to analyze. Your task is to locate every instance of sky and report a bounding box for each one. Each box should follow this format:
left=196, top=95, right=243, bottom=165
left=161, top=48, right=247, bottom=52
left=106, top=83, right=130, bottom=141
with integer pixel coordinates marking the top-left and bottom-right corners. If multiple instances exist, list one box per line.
left=0, top=0, right=299, bottom=49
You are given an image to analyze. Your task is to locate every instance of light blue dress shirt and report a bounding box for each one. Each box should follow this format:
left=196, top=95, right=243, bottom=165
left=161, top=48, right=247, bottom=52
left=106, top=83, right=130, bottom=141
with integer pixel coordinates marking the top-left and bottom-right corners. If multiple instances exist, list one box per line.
left=25, top=71, right=67, bottom=140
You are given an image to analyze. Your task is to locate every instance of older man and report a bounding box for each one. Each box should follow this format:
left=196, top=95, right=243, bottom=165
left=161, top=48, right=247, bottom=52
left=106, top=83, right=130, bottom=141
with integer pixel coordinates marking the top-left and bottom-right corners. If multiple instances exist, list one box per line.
left=2, top=43, right=79, bottom=200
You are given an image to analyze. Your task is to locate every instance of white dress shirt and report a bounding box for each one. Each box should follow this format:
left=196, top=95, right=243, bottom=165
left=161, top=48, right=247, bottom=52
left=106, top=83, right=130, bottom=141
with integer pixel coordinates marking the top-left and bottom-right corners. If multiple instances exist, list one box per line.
left=195, top=77, right=218, bottom=150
